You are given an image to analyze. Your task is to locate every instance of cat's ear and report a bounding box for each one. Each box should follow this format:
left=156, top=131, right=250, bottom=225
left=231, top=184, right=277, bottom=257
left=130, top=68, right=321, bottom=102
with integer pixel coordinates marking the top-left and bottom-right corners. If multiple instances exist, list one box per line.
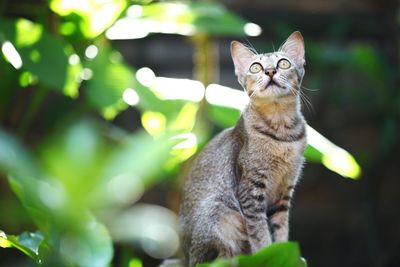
left=279, top=31, right=305, bottom=66
left=231, top=41, right=255, bottom=81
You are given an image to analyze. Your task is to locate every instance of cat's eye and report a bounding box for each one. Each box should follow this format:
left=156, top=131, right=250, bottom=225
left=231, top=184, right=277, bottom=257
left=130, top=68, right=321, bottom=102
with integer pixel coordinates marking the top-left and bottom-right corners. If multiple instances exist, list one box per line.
left=249, top=63, right=263, bottom=74
left=277, top=59, right=291, bottom=69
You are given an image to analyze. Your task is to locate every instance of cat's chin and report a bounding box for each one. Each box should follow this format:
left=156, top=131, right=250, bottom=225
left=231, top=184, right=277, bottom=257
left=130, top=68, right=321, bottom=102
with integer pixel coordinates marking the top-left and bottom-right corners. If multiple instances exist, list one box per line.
left=254, top=84, right=291, bottom=99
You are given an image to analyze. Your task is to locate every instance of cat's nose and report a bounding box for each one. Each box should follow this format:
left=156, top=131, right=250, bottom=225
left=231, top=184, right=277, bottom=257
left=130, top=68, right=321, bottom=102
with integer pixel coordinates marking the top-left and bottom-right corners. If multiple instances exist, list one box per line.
left=265, top=68, right=277, bottom=78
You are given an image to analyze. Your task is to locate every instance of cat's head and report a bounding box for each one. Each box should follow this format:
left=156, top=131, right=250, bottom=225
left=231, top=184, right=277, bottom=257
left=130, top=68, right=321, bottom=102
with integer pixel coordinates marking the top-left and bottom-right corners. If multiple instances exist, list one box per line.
left=231, top=31, right=305, bottom=100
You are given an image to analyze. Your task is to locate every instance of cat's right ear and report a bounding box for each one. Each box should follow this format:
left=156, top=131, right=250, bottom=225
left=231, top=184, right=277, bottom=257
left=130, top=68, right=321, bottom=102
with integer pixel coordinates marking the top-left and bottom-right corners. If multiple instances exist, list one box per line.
left=231, top=41, right=255, bottom=84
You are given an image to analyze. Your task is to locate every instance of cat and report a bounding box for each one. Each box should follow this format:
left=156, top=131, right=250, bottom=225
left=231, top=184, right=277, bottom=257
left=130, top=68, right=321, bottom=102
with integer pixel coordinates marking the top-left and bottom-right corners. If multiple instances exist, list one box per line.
left=179, top=31, right=307, bottom=267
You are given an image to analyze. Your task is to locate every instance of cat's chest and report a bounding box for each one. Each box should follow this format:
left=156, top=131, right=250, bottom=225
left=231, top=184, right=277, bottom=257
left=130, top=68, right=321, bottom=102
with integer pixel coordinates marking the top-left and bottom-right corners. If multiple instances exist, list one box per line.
left=238, top=137, right=305, bottom=204
left=240, top=136, right=305, bottom=185
left=249, top=133, right=303, bottom=159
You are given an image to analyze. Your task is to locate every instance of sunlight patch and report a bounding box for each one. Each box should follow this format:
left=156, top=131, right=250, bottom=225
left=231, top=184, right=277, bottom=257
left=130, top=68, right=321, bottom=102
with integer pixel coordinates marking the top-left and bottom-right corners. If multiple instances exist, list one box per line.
left=1, top=41, right=23, bottom=69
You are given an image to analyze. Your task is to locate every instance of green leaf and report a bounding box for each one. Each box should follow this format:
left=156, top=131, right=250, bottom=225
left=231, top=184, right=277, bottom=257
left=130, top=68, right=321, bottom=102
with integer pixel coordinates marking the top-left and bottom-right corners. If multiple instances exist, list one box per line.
left=84, top=46, right=132, bottom=119
left=50, top=0, right=127, bottom=38
left=98, top=131, right=177, bottom=207
left=107, top=2, right=252, bottom=39
left=303, top=144, right=323, bottom=163
left=207, top=104, right=241, bottom=128
left=38, top=119, right=108, bottom=204
left=15, top=19, right=43, bottom=47
left=59, top=217, right=113, bottom=267
left=0, top=18, right=81, bottom=95
left=197, top=258, right=231, bottom=267
left=350, top=44, right=389, bottom=88
left=18, top=31, right=68, bottom=90
left=306, top=126, right=361, bottom=179
left=106, top=204, right=179, bottom=259
left=237, top=242, right=304, bottom=267
left=198, top=242, right=306, bottom=267
left=0, top=230, right=44, bottom=263
left=0, top=126, right=114, bottom=267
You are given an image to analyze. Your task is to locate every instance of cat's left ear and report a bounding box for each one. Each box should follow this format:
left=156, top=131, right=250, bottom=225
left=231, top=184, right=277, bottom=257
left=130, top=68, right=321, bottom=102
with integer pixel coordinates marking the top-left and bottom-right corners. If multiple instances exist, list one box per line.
left=231, top=41, right=255, bottom=84
left=279, top=31, right=305, bottom=66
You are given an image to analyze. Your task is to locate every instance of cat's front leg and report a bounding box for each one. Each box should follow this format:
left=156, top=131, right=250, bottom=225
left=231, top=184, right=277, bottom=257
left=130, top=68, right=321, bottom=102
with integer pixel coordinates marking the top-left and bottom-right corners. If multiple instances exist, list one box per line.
left=267, top=190, right=293, bottom=242
left=237, top=181, right=272, bottom=252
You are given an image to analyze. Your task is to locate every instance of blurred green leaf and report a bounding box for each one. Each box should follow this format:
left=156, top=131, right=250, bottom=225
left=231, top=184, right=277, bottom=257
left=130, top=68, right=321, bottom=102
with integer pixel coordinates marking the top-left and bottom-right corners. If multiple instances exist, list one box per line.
left=350, top=44, right=389, bottom=87
left=98, top=130, right=177, bottom=207
left=306, top=126, right=361, bottom=179
left=0, top=126, right=114, bottom=267
left=0, top=130, right=49, bottom=224
left=15, top=19, right=43, bottom=47
left=59, top=217, right=113, bottom=267
left=106, top=204, right=179, bottom=259
left=50, top=0, right=127, bottom=38
left=0, top=18, right=67, bottom=89
left=135, top=71, right=204, bottom=118
left=129, top=258, right=143, bottom=267
left=38, top=120, right=109, bottom=207
left=198, top=242, right=306, bottom=267
left=0, top=230, right=44, bottom=263
left=130, top=78, right=189, bottom=119
left=107, top=2, right=251, bottom=40
left=303, top=144, right=323, bottom=163
left=64, top=48, right=83, bottom=98
left=84, top=46, right=132, bottom=119
left=208, top=104, right=241, bottom=128
left=19, top=30, right=68, bottom=90
left=0, top=18, right=81, bottom=95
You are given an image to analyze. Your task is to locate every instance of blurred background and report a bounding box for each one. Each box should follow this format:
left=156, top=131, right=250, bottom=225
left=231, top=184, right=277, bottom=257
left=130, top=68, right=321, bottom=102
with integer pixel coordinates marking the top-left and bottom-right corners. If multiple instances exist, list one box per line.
left=0, top=0, right=398, bottom=266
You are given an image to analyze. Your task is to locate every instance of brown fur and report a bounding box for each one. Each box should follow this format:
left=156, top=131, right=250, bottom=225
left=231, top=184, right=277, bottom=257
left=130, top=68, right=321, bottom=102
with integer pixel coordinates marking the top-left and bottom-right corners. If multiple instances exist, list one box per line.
left=179, top=31, right=307, bottom=266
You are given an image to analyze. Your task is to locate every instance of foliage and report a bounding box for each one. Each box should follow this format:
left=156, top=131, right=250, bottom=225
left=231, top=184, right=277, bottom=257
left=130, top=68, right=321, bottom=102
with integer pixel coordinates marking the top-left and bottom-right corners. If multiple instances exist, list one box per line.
left=0, top=0, right=369, bottom=266
left=0, top=230, right=45, bottom=264
left=198, top=242, right=307, bottom=267
left=105, top=1, right=248, bottom=39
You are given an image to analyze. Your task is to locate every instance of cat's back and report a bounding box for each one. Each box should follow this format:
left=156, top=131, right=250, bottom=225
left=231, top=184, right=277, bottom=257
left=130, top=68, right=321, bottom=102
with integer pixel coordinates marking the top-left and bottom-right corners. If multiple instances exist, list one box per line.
left=180, top=127, right=243, bottom=261
left=184, top=127, right=241, bottom=194
left=180, top=127, right=242, bottom=219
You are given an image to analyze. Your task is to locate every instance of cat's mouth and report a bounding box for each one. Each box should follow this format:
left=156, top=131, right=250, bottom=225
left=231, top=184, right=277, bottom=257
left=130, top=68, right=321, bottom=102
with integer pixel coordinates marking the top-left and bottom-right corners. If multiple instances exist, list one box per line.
left=263, top=79, right=281, bottom=90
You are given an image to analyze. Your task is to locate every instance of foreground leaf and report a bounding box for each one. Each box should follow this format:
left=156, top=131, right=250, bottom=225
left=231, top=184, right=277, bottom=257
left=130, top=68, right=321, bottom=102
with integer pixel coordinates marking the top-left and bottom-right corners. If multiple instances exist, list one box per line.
left=0, top=230, right=44, bottom=263
left=0, top=127, right=114, bottom=267
left=197, top=242, right=306, bottom=267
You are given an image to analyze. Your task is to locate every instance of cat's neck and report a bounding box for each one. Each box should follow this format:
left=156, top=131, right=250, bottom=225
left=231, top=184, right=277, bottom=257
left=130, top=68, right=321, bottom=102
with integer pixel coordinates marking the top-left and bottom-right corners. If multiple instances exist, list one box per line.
left=245, top=96, right=302, bottom=129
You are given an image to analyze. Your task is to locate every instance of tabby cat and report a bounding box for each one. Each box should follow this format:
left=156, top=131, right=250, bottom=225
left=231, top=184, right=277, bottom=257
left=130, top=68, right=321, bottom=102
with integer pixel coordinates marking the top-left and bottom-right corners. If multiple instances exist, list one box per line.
left=179, top=31, right=307, bottom=267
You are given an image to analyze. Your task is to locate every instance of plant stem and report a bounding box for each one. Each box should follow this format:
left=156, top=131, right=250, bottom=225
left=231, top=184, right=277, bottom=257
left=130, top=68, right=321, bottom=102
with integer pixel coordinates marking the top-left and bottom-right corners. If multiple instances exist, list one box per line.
left=193, top=33, right=219, bottom=86
left=191, top=34, right=220, bottom=144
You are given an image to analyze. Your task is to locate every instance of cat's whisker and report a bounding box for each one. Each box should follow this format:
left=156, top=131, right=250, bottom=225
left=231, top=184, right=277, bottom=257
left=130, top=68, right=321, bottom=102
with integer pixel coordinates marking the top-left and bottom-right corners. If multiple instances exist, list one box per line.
left=300, top=85, right=319, bottom=92
left=297, top=88, right=314, bottom=113
left=280, top=77, right=319, bottom=93
left=300, top=93, right=314, bottom=113
left=277, top=77, right=314, bottom=113
left=255, top=78, right=268, bottom=91
left=243, top=39, right=258, bottom=55
left=280, top=80, right=297, bottom=99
